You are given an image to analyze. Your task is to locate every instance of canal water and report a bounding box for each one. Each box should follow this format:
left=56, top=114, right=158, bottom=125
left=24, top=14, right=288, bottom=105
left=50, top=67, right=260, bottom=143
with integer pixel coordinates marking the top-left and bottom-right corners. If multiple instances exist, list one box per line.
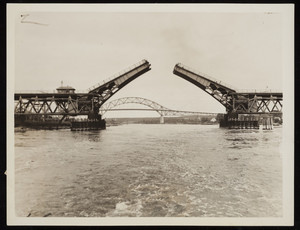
left=14, top=124, right=282, bottom=217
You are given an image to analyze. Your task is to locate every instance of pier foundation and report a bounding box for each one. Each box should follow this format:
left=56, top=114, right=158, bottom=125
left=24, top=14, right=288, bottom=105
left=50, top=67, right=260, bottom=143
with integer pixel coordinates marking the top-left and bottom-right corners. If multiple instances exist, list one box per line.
left=262, top=116, right=273, bottom=130
left=160, top=115, right=164, bottom=124
left=220, top=113, right=260, bottom=129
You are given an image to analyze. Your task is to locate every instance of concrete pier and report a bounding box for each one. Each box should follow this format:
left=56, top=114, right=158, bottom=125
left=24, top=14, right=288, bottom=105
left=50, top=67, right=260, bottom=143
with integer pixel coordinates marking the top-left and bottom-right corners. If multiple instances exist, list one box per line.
left=160, top=115, right=164, bottom=124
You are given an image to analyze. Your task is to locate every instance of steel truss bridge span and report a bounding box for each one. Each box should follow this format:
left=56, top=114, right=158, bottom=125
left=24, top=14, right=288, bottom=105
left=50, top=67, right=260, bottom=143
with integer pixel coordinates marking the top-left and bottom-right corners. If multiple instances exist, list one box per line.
left=173, top=63, right=283, bottom=114
left=14, top=60, right=151, bottom=117
left=99, top=97, right=219, bottom=117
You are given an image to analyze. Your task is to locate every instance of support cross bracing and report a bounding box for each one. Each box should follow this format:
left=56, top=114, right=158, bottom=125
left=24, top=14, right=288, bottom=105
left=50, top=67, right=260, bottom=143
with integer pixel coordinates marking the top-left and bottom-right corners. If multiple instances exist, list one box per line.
left=14, top=94, right=81, bottom=115
left=231, top=92, right=282, bottom=114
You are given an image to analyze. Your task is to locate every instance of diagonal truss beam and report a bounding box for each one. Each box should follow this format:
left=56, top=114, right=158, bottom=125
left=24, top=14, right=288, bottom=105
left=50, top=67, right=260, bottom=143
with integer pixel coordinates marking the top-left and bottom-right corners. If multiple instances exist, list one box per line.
left=232, top=94, right=283, bottom=113
left=14, top=95, right=80, bottom=115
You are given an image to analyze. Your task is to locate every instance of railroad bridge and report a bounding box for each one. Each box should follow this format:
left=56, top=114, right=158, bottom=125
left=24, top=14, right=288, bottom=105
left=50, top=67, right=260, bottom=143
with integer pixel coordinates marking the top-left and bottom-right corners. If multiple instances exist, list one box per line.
left=173, top=63, right=282, bottom=128
left=14, top=59, right=282, bottom=129
left=15, top=60, right=151, bottom=124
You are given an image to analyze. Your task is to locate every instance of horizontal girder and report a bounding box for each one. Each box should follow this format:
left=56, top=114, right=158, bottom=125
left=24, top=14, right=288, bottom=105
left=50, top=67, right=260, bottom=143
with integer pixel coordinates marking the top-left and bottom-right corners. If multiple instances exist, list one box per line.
left=14, top=93, right=98, bottom=101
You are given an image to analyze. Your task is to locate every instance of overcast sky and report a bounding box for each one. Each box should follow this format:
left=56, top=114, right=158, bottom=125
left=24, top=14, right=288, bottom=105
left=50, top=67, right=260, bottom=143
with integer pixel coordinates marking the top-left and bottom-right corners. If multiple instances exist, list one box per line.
left=14, top=7, right=284, bottom=116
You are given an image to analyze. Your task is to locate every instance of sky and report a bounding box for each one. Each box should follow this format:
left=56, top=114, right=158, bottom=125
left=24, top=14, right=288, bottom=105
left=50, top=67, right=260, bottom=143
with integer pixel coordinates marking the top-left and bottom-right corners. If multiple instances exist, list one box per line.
left=14, top=6, right=284, bottom=117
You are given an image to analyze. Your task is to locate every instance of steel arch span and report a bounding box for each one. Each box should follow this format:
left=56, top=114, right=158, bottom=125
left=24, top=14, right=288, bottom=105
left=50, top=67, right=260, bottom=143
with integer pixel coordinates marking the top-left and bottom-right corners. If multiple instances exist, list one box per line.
left=99, top=97, right=219, bottom=117
left=100, top=97, right=169, bottom=116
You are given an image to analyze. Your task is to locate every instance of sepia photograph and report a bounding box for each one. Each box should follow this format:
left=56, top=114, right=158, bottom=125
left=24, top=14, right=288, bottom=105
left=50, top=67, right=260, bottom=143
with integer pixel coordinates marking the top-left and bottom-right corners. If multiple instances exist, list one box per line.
left=7, top=3, right=294, bottom=226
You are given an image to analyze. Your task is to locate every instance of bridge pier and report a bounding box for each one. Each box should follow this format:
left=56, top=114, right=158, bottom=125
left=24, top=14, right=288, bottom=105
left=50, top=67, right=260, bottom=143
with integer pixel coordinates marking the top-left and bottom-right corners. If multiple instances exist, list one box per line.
left=262, top=116, right=273, bottom=130
left=219, top=113, right=278, bottom=130
left=160, top=115, right=164, bottom=124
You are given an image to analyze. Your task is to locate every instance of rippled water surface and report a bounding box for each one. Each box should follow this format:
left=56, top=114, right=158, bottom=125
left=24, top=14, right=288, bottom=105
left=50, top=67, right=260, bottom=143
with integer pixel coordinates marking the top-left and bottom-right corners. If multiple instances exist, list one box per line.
left=15, top=124, right=282, bottom=217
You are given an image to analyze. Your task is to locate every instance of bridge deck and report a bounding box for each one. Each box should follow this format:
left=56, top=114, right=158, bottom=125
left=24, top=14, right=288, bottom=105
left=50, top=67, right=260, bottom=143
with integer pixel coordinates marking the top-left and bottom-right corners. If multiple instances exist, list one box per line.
left=232, top=92, right=283, bottom=98
left=14, top=93, right=96, bottom=100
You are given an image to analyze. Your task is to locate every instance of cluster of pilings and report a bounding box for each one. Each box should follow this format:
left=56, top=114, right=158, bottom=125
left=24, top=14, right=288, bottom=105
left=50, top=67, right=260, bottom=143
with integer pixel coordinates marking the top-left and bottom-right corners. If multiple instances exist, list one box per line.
left=220, top=113, right=275, bottom=130
left=261, top=117, right=273, bottom=130
left=227, top=118, right=259, bottom=129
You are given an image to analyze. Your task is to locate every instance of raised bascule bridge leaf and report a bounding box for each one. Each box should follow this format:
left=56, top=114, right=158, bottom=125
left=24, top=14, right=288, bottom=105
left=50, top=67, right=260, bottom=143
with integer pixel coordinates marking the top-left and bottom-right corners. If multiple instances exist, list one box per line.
left=173, top=63, right=282, bottom=129
left=173, top=63, right=282, bottom=114
left=14, top=60, right=151, bottom=117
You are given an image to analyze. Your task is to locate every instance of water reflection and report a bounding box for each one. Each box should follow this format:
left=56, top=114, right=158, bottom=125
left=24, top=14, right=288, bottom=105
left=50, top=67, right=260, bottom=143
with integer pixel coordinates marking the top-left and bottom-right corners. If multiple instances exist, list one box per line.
left=70, top=130, right=104, bottom=142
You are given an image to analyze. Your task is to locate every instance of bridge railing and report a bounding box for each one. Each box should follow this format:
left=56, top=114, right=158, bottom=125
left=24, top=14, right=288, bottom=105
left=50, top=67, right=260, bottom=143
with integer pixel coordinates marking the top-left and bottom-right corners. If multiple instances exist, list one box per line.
left=87, top=59, right=149, bottom=92
left=176, top=63, right=237, bottom=91
left=236, top=89, right=283, bottom=93
left=15, top=90, right=57, bottom=94
left=15, top=89, right=89, bottom=94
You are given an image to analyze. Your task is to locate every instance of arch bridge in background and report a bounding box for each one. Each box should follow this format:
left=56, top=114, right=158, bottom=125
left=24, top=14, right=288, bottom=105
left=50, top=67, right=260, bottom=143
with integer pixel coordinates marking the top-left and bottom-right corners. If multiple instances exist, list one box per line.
left=99, top=97, right=220, bottom=123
